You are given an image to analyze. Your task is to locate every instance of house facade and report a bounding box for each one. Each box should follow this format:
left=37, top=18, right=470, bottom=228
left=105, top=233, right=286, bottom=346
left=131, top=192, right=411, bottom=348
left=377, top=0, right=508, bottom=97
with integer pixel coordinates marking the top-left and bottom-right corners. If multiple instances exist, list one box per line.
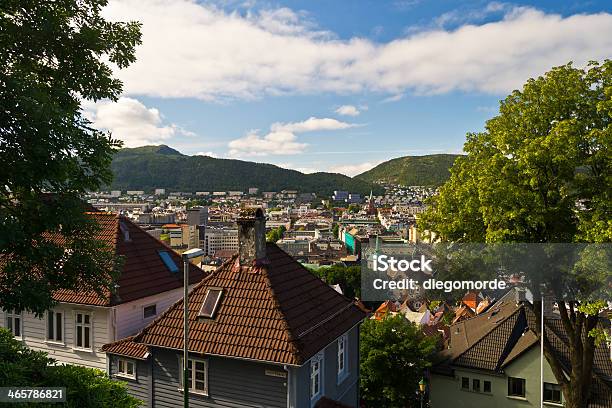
left=0, top=212, right=204, bottom=371
left=103, top=208, right=366, bottom=407
left=430, top=290, right=612, bottom=408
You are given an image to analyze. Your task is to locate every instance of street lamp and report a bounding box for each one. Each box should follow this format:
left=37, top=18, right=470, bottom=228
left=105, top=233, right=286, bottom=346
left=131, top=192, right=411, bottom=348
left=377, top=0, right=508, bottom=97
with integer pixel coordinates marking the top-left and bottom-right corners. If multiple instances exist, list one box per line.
left=418, top=378, right=426, bottom=408
left=181, top=248, right=204, bottom=408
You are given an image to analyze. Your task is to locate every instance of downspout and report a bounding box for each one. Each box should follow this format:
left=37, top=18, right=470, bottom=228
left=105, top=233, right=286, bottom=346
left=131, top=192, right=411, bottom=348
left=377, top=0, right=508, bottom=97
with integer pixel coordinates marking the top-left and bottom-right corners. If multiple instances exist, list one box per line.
left=111, top=307, right=117, bottom=341
left=283, top=364, right=291, bottom=408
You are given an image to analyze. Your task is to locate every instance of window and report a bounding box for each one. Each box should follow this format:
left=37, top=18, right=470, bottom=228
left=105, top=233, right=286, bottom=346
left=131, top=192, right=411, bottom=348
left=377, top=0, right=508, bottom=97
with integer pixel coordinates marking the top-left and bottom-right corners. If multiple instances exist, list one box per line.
left=473, top=379, right=481, bottom=392
left=484, top=381, right=491, bottom=393
left=158, top=251, right=179, bottom=273
left=310, top=352, right=324, bottom=401
left=6, top=310, right=22, bottom=338
left=117, top=359, right=136, bottom=379
left=47, top=311, right=63, bottom=342
left=337, top=334, right=348, bottom=380
left=198, top=288, right=223, bottom=318
left=75, top=312, right=92, bottom=350
left=180, top=358, right=208, bottom=395
left=143, top=304, right=157, bottom=319
left=508, top=377, right=526, bottom=398
left=543, top=383, right=562, bottom=404
left=461, top=377, right=469, bottom=390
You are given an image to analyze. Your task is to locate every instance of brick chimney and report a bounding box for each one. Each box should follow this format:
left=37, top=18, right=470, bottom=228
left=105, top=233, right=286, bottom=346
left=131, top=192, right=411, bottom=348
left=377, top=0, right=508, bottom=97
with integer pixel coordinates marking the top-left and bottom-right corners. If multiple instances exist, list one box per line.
left=237, top=208, right=267, bottom=266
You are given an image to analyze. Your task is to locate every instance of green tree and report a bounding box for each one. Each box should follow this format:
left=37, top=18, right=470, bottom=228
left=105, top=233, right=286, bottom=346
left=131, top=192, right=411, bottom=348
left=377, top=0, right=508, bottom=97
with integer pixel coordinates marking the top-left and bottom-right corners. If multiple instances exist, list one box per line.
left=309, top=264, right=361, bottom=299
left=0, top=328, right=141, bottom=407
left=266, top=226, right=286, bottom=243
left=347, top=204, right=360, bottom=213
left=360, top=315, right=438, bottom=408
left=332, top=223, right=340, bottom=239
left=0, top=1, right=141, bottom=315
left=420, top=61, right=611, bottom=408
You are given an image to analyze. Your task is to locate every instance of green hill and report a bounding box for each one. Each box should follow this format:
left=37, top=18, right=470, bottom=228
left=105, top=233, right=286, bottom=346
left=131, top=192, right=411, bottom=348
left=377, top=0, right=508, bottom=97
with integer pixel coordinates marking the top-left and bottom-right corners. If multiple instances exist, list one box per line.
left=355, top=154, right=462, bottom=186
left=109, top=145, right=383, bottom=196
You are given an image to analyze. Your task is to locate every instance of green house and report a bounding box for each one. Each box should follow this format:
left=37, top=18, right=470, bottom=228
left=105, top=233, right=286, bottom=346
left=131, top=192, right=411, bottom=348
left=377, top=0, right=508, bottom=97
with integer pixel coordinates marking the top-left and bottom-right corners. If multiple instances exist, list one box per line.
left=430, top=290, right=612, bottom=408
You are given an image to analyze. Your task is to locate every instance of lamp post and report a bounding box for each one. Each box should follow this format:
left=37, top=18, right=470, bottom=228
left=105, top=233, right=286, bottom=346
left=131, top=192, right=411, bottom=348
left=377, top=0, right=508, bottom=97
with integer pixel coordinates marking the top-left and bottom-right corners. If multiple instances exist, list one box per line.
left=418, top=378, right=426, bottom=408
left=181, top=248, right=204, bottom=408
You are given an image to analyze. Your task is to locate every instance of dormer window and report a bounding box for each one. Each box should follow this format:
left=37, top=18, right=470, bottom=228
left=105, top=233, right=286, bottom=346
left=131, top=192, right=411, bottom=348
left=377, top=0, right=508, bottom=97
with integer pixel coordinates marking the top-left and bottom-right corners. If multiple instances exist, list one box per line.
left=198, top=288, right=223, bottom=318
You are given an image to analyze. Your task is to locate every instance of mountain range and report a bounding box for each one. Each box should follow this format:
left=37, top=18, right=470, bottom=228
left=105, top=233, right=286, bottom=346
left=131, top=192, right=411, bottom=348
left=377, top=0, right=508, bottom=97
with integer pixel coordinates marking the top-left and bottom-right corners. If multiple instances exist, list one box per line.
left=109, top=145, right=460, bottom=195
left=110, top=146, right=383, bottom=196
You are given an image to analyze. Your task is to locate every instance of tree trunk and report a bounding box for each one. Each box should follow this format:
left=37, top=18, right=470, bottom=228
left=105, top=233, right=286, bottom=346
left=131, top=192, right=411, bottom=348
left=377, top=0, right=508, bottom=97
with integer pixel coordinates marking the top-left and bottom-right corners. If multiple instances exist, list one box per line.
left=535, top=298, right=597, bottom=408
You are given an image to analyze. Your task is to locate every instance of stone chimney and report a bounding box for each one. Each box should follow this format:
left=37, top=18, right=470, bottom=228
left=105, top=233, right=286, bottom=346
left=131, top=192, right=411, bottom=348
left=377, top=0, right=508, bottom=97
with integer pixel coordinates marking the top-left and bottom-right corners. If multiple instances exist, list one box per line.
left=515, top=287, right=527, bottom=304
left=237, top=208, right=267, bottom=266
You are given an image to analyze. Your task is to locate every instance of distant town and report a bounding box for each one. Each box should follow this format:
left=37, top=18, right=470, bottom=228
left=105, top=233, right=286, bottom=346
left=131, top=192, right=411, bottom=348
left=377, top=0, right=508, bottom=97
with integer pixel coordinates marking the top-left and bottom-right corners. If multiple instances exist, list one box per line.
left=85, top=185, right=438, bottom=269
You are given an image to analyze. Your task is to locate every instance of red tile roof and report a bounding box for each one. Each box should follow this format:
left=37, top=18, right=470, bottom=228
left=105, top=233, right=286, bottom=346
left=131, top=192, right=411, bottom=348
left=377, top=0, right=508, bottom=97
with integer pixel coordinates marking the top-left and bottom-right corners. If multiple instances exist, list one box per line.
left=100, top=336, right=150, bottom=360
left=130, top=243, right=365, bottom=365
left=52, top=212, right=204, bottom=306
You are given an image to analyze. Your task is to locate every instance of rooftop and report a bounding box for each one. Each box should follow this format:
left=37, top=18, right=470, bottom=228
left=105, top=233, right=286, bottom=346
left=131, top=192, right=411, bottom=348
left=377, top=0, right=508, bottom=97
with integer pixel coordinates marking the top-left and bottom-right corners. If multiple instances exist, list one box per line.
left=52, top=212, right=204, bottom=306
left=105, top=243, right=365, bottom=365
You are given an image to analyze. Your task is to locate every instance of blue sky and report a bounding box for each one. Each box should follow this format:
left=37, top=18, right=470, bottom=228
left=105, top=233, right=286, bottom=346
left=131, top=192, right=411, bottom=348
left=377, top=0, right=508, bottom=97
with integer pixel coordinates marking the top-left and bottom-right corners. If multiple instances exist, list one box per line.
left=87, top=0, right=612, bottom=175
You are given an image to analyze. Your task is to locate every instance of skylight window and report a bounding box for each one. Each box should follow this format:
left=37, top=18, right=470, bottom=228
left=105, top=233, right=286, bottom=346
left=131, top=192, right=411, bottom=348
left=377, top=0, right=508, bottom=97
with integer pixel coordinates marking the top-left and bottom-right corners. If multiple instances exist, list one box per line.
left=198, top=288, right=223, bottom=318
left=158, top=251, right=179, bottom=273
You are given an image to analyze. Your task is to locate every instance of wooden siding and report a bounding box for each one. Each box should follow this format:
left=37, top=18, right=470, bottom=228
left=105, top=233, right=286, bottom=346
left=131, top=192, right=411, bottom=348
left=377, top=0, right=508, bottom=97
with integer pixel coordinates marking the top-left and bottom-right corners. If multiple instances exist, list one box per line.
left=292, top=325, right=360, bottom=408
left=0, top=307, right=110, bottom=371
left=109, top=356, right=151, bottom=407
left=114, top=286, right=187, bottom=339
left=151, top=349, right=287, bottom=407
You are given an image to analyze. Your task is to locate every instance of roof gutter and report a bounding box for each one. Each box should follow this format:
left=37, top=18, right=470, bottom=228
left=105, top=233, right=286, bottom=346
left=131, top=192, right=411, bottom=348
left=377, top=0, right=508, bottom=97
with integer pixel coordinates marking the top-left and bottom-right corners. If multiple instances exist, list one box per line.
left=142, top=344, right=302, bottom=367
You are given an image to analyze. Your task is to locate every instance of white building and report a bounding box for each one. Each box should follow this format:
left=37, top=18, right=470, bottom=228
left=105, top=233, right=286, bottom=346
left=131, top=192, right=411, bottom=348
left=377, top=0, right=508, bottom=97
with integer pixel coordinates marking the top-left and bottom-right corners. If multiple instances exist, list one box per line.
left=0, top=213, right=204, bottom=371
left=200, top=227, right=239, bottom=256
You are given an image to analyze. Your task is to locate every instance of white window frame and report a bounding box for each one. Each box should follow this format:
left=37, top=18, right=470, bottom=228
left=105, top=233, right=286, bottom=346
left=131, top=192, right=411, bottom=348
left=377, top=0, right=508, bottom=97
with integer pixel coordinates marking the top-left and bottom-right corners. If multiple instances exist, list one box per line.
left=117, top=358, right=137, bottom=380
left=179, top=357, right=209, bottom=396
left=337, top=333, right=348, bottom=383
left=46, top=310, right=64, bottom=344
left=310, top=351, right=324, bottom=404
left=6, top=310, right=23, bottom=339
left=143, top=304, right=157, bottom=320
left=74, top=311, right=93, bottom=351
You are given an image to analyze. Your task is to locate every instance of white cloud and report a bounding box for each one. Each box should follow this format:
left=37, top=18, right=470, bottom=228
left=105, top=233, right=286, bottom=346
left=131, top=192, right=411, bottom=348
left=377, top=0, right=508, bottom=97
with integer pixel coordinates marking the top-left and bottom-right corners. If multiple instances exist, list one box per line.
left=228, top=130, right=307, bottom=157
left=434, top=2, right=512, bottom=28
left=195, top=151, right=218, bottom=158
left=335, top=105, right=361, bottom=116
left=84, top=97, right=193, bottom=147
left=103, top=1, right=612, bottom=100
left=381, top=94, right=404, bottom=103
left=275, top=162, right=319, bottom=174
left=228, top=117, right=356, bottom=156
left=271, top=117, right=357, bottom=133
left=328, top=161, right=382, bottom=177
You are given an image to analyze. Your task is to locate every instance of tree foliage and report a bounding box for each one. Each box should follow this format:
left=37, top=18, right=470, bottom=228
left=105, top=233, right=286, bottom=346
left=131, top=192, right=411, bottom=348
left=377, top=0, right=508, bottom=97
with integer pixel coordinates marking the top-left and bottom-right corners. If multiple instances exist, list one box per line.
left=419, top=61, right=611, bottom=408
left=266, top=226, right=285, bottom=243
left=0, top=328, right=141, bottom=407
left=356, top=154, right=461, bottom=186
left=309, top=264, right=361, bottom=299
left=0, top=0, right=141, bottom=314
left=360, top=315, right=438, bottom=408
